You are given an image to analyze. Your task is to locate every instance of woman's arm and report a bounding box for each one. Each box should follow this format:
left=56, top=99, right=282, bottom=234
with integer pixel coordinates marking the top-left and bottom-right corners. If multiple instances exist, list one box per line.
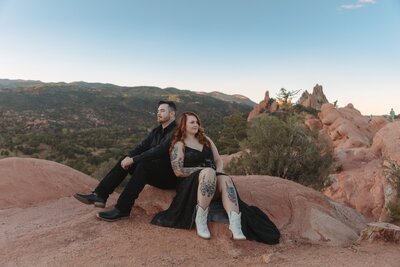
left=171, top=141, right=204, bottom=177
left=207, top=137, right=223, bottom=173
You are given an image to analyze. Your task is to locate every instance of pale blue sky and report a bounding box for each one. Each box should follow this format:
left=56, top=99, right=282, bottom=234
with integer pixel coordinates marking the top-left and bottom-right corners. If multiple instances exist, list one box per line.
left=0, top=0, right=399, bottom=115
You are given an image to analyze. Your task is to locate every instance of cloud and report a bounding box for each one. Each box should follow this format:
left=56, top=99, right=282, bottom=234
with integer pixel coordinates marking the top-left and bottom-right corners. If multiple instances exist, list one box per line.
left=358, top=0, right=376, bottom=3
left=339, top=0, right=377, bottom=10
left=341, top=4, right=364, bottom=9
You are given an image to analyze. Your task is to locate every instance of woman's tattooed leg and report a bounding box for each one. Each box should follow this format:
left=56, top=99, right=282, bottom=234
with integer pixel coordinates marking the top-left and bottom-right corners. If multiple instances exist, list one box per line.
left=225, top=181, right=238, bottom=206
left=200, top=173, right=216, bottom=198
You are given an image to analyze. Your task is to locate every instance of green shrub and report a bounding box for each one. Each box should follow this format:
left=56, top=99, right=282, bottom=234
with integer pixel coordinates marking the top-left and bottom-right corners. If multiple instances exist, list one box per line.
left=226, top=114, right=333, bottom=190
left=387, top=200, right=400, bottom=221
left=385, top=160, right=400, bottom=221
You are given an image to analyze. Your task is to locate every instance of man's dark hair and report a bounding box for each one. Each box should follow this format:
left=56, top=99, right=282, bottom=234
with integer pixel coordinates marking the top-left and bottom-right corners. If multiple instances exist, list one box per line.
left=158, top=100, right=176, bottom=112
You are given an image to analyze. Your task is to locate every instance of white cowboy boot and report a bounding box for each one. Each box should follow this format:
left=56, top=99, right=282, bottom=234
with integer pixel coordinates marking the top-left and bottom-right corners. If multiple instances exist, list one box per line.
left=228, top=211, right=246, bottom=240
left=195, top=205, right=211, bottom=239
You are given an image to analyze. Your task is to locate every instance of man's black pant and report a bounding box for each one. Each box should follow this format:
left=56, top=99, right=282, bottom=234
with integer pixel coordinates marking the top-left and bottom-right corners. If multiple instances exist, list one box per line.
left=94, top=157, right=177, bottom=214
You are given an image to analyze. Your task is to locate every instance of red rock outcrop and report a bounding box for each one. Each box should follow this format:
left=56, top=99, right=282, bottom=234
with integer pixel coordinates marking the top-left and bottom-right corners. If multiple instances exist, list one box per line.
left=371, top=121, right=400, bottom=163
left=304, top=114, right=323, bottom=131
left=2, top=157, right=399, bottom=266
left=319, top=103, right=373, bottom=148
left=297, top=84, right=329, bottom=110
left=319, top=104, right=398, bottom=221
left=247, top=90, right=270, bottom=121
left=0, top=157, right=97, bottom=209
left=137, top=175, right=366, bottom=246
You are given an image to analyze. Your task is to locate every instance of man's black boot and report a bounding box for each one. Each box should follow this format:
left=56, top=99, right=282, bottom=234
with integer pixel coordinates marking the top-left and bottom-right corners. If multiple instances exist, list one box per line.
left=96, top=207, right=130, bottom=222
left=73, top=192, right=106, bottom=208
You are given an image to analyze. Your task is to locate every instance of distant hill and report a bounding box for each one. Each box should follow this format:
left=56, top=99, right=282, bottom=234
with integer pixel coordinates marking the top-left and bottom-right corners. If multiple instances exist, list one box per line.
left=196, top=91, right=255, bottom=107
left=0, top=78, right=252, bottom=176
left=0, top=78, right=45, bottom=89
left=0, top=79, right=255, bottom=107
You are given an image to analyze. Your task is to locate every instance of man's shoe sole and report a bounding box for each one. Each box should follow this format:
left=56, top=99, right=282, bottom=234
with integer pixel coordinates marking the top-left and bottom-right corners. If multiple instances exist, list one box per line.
left=73, top=194, right=105, bottom=208
left=95, top=213, right=130, bottom=222
left=94, top=202, right=106, bottom=208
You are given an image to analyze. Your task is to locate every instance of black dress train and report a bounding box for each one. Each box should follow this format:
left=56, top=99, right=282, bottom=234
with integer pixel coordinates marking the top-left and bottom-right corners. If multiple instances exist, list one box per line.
left=150, top=146, right=280, bottom=245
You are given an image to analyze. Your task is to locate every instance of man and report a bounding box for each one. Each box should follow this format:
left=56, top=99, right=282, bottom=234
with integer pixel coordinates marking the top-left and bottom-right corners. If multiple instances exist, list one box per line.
left=74, top=100, right=177, bottom=222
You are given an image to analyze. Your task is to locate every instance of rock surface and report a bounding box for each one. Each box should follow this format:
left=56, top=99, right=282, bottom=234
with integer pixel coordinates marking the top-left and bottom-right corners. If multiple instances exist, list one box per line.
left=0, top=157, right=97, bottom=209
left=1, top=157, right=398, bottom=266
left=319, top=105, right=399, bottom=221
left=138, top=175, right=366, bottom=247
left=247, top=90, right=270, bottom=121
left=297, top=84, right=329, bottom=110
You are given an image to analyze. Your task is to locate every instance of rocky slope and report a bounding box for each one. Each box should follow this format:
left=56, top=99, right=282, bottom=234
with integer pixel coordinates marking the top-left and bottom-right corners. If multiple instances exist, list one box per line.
left=319, top=104, right=399, bottom=221
left=2, top=157, right=399, bottom=266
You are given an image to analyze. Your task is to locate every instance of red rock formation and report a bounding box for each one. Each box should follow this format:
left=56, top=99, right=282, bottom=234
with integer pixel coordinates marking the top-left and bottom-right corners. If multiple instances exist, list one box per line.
left=297, top=84, right=329, bottom=110
left=2, top=157, right=399, bottom=266
left=247, top=91, right=270, bottom=121
left=320, top=104, right=399, bottom=221
left=0, top=157, right=97, bottom=209
left=138, top=175, right=366, bottom=246
left=371, top=121, right=400, bottom=163
left=304, top=114, right=323, bottom=131
left=319, top=103, right=373, bottom=148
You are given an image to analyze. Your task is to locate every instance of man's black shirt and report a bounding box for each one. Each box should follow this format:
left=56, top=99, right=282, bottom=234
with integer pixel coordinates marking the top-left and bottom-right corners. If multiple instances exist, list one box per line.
left=128, top=120, right=176, bottom=162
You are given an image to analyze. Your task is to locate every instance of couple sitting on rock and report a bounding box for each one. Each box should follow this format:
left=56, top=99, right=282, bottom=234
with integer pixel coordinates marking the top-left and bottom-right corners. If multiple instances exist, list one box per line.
left=74, top=100, right=280, bottom=244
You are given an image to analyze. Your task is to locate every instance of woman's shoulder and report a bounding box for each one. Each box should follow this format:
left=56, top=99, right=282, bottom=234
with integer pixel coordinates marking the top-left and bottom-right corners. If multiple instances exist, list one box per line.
left=173, top=141, right=184, bottom=147
left=205, top=135, right=215, bottom=145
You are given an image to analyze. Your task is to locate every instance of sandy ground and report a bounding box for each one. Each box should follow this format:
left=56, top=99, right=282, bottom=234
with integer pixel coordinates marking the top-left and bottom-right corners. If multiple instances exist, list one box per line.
left=1, top=196, right=399, bottom=267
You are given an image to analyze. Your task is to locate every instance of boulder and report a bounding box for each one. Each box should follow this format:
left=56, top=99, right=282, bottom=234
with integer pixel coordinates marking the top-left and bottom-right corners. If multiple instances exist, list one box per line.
left=371, top=121, right=400, bottom=163
left=324, top=158, right=385, bottom=220
left=319, top=103, right=373, bottom=148
left=304, top=115, right=323, bottom=131
left=0, top=157, right=97, bottom=209
left=368, top=116, right=389, bottom=136
left=136, top=175, right=366, bottom=246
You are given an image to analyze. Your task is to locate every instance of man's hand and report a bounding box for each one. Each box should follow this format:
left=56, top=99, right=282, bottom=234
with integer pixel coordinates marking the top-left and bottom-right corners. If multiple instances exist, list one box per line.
left=121, top=156, right=134, bottom=170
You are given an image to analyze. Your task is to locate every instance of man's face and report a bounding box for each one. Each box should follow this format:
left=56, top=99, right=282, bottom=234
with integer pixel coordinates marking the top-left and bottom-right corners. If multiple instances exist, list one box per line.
left=157, top=104, right=172, bottom=124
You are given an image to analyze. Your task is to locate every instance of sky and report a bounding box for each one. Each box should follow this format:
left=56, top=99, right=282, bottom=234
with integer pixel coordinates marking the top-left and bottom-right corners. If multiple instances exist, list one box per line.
left=0, top=0, right=399, bottom=115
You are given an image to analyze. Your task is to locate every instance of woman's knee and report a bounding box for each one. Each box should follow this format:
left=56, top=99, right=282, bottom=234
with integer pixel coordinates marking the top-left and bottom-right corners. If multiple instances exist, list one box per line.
left=198, top=168, right=217, bottom=197
left=199, top=168, right=216, bottom=181
left=217, top=175, right=232, bottom=186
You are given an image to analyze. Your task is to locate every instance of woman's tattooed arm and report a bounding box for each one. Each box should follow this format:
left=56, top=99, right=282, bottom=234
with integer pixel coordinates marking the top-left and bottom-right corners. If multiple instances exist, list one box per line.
left=171, top=142, right=203, bottom=177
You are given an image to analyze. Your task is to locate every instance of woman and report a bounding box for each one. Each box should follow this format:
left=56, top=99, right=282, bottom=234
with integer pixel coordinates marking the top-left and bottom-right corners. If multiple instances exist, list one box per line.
left=151, top=112, right=280, bottom=244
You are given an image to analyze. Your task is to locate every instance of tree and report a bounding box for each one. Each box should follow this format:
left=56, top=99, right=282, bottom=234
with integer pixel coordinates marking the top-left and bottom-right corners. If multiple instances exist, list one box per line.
left=226, top=114, right=333, bottom=190
left=276, top=88, right=301, bottom=107
left=217, top=112, right=247, bottom=154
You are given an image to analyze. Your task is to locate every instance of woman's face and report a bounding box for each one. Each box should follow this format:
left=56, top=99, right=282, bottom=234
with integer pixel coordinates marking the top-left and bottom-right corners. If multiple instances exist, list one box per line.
left=185, top=115, right=199, bottom=135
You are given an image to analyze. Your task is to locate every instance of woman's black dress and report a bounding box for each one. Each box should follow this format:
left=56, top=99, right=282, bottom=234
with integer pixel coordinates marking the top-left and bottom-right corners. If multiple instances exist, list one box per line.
left=150, top=146, right=280, bottom=245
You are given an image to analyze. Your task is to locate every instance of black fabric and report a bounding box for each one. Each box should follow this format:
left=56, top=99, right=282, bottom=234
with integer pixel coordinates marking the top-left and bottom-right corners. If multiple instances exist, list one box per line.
left=128, top=121, right=176, bottom=163
left=95, top=158, right=177, bottom=214
left=150, top=146, right=280, bottom=245
left=94, top=120, right=177, bottom=212
left=94, top=156, right=132, bottom=201
left=115, top=160, right=177, bottom=213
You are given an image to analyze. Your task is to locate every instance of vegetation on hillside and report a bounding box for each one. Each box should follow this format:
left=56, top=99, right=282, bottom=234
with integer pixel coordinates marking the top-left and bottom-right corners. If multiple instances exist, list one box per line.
left=1, top=80, right=335, bottom=191
left=226, top=112, right=333, bottom=190
left=0, top=81, right=251, bottom=177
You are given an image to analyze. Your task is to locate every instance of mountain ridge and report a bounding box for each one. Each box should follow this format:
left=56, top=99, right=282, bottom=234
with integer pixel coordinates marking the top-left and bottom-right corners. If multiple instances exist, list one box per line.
left=0, top=78, right=255, bottom=107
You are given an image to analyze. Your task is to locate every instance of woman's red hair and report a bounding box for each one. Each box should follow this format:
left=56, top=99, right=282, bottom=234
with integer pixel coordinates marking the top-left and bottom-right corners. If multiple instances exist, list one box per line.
left=170, top=112, right=211, bottom=153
